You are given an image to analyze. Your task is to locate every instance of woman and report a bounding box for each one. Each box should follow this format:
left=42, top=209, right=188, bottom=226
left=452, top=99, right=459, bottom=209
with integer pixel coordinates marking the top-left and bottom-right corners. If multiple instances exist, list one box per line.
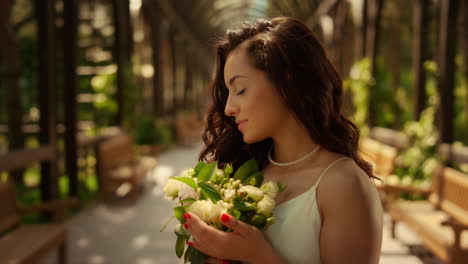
left=182, top=17, right=383, bottom=264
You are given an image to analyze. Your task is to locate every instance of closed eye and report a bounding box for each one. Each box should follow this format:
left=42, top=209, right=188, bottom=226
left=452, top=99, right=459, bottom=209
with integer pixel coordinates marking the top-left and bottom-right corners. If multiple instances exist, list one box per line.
left=237, top=88, right=247, bottom=96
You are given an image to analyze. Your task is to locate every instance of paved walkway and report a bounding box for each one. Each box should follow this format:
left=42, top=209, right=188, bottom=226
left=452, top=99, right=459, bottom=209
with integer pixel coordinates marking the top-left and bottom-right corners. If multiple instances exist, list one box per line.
left=41, top=143, right=437, bottom=264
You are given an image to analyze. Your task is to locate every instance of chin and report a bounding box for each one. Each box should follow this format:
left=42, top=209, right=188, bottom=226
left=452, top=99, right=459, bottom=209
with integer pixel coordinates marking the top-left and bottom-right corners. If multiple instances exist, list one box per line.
left=242, top=133, right=266, bottom=144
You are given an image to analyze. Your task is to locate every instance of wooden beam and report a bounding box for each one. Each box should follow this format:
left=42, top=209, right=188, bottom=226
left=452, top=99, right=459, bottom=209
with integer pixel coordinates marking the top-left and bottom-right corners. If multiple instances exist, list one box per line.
left=369, top=127, right=409, bottom=150
left=35, top=0, right=59, bottom=201
left=412, top=0, right=429, bottom=120
left=305, top=0, right=341, bottom=28
left=437, top=0, right=460, bottom=143
left=154, top=0, right=212, bottom=75
left=63, top=0, right=79, bottom=197
left=438, top=143, right=468, bottom=164
left=0, top=146, right=56, bottom=172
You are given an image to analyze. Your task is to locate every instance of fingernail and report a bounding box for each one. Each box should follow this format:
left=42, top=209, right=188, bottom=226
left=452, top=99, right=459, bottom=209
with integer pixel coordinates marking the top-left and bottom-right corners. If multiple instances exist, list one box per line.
left=221, top=213, right=230, bottom=222
left=183, top=213, right=191, bottom=220
left=187, top=241, right=193, bottom=246
left=183, top=223, right=189, bottom=229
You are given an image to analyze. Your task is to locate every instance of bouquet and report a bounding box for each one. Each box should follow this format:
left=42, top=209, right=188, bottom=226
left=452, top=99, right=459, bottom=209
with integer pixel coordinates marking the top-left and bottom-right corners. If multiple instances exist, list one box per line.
left=161, top=159, right=285, bottom=264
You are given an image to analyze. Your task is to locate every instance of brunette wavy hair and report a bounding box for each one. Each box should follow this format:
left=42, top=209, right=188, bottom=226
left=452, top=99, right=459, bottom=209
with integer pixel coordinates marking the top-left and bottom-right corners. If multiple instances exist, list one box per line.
left=199, top=17, right=374, bottom=179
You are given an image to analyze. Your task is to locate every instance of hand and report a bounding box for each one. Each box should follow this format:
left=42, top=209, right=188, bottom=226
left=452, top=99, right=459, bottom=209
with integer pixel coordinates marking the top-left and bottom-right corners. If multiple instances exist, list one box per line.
left=183, top=212, right=271, bottom=263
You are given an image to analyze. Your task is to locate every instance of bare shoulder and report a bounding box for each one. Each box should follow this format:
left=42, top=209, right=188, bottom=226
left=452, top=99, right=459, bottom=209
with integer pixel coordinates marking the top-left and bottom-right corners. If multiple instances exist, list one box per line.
left=317, top=157, right=383, bottom=263
left=317, top=157, right=382, bottom=220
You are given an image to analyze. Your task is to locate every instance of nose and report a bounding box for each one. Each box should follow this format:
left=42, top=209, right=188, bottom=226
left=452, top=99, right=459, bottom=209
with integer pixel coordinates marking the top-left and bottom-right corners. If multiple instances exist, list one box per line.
left=224, top=96, right=239, bottom=117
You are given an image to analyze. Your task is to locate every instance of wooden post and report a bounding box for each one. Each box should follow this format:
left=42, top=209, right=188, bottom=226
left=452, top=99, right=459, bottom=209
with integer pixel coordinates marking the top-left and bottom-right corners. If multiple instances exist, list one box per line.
left=112, top=0, right=133, bottom=127
left=389, top=0, right=403, bottom=128
left=63, top=0, right=79, bottom=197
left=169, top=25, right=178, bottom=119
left=360, top=0, right=368, bottom=58
left=142, top=0, right=164, bottom=118
left=0, top=0, right=24, bottom=183
left=184, top=40, right=193, bottom=111
left=35, top=0, right=59, bottom=201
left=463, top=1, right=468, bottom=133
left=366, top=0, right=385, bottom=126
left=413, top=0, right=429, bottom=121
left=437, top=0, right=460, bottom=144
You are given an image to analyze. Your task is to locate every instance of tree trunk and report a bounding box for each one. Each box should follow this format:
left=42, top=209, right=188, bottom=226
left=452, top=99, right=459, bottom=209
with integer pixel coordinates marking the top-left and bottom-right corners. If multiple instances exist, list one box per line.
left=437, top=0, right=460, bottom=144
left=169, top=25, right=178, bottom=119
left=412, top=0, right=429, bottom=121
left=184, top=40, right=193, bottom=111
left=463, top=0, right=468, bottom=136
left=0, top=0, right=24, bottom=184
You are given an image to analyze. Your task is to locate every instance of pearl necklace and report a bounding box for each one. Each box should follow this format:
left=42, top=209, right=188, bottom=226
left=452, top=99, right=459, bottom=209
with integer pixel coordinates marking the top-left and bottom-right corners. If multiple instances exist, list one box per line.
left=268, top=145, right=320, bottom=167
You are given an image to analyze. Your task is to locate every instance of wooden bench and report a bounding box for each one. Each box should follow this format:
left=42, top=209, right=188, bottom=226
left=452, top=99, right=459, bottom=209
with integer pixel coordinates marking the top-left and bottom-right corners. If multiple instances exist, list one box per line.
left=175, top=112, right=203, bottom=146
left=0, top=181, right=79, bottom=264
left=388, top=166, right=468, bottom=264
left=359, top=137, right=399, bottom=189
left=96, top=132, right=157, bottom=196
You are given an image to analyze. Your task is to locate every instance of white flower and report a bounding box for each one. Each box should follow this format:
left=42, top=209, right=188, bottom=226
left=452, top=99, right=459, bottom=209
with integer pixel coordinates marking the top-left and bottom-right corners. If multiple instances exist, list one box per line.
left=181, top=168, right=195, bottom=177
left=187, top=200, right=223, bottom=224
left=224, top=188, right=236, bottom=201
left=260, top=181, right=279, bottom=199
left=215, top=168, right=224, bottom=177
left=163, top=179, right=198, bottom=200
left=174, top=223, right=187, bottom=235
left=258, top=195, right=275, bottom=216
left=179, top=183, right=198, bottom=200
left=239, top=185, right=264, bottom=201
left=163, top=179, right=184, bottom=199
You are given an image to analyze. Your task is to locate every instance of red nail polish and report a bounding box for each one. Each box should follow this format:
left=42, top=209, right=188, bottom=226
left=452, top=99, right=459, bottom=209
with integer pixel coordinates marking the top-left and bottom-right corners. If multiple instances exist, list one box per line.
left=183, top=213, right=191, bottom=220
left=221, top=214, right=230, bottom=222
left=187, top=241, right=193, bottom=246
left=183, top=223, right=189, bottom=229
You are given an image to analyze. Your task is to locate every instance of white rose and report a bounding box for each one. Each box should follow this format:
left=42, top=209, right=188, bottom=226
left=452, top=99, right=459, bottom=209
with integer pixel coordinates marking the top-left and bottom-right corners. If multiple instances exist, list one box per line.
left=163, top=179, right=184, bottom=199
left=187, top=200, right=222, bottom=224
left=223, top=187, right=236, bottom=201
left=239, top=185, right=264, bottom=201
left=258, top=195, right=275, bottom=216
left=181, top=168, right=195, bottom=177
left=179, top=183, right=198, bottom=201
left=260, top=181, right=279, bottom=198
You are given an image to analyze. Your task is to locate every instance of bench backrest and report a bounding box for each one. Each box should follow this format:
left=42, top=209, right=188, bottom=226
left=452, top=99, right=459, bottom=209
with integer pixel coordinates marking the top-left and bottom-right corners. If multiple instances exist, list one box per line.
left=0, top=181, right=20, bottom=234
left=360, top=138, right=398, bottom=178
left=438, top=167, right=468, bottom=225
left=97, top=133, right=134, bottom=177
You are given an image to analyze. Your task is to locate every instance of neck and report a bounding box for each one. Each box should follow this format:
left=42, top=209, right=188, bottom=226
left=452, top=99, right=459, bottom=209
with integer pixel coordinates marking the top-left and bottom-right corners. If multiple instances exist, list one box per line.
left=270, top=116, right=319, bottom=166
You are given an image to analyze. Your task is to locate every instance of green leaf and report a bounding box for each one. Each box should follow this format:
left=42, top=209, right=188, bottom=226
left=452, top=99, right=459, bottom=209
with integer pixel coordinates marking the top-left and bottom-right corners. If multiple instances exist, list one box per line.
left=198, top=182, right=222, bottom=203
left=230, top=209, right=241, bottom=220
left=243, top=172, right=263, bottom=187
left=171, top=176, right=198, bottom=191
left=233, top=160, right=258, bottom=182
left=233, top=199, right=256, bottom=212
left=277, top=182, right=286, bottom=192
left=198, top=162, right=218, bottom=182
left=184, top=244, right=195, bottom=263
left=194, top=161, right=206, bottom=175
left=190, top=248, right=208, bottom=264
left=176, top=235, right=186, bottom=258
left=159, top=215, right=175, bottom=232
left=174, top=206, right=186, bottom=223
left=178, top=198, right=197, bottom=205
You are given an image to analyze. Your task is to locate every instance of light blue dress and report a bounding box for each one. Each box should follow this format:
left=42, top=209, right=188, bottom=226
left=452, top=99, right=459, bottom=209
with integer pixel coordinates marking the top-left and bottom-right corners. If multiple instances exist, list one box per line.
left=262, top=157, right=349, bottom=264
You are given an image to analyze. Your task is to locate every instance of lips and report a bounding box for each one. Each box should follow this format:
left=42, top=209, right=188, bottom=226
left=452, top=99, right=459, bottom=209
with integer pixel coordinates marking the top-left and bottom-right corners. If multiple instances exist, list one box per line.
left=237, top=120, right=247, bottom=131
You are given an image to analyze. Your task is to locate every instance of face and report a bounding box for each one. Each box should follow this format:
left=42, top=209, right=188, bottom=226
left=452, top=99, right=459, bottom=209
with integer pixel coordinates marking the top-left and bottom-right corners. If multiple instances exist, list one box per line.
left=223, top=46, right=292, bottom=144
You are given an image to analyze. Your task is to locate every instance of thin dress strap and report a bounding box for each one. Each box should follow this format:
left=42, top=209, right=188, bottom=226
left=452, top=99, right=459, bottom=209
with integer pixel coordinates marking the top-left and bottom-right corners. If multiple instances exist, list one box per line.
left=314, top=157, right=349, bottom=188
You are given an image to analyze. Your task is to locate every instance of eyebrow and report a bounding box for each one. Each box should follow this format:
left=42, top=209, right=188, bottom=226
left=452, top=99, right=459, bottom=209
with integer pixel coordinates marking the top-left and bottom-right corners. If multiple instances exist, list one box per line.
left=228, top=75, right=248, bottom=86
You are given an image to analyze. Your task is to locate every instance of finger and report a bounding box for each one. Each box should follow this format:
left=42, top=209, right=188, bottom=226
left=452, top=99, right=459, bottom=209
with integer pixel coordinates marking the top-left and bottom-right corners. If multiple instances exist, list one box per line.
left=183, top=213, right=224, bottom=243
left=219, top=213, right=254, bottom=236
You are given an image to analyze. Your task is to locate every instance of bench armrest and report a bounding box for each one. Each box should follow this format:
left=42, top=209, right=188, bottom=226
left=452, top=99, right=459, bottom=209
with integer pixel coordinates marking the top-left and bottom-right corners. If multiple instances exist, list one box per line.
left=18, top=198, right=80, bottom=221
left=441, top=217, right=468, bottom=231
left=384, top=184, right=432, bottom=197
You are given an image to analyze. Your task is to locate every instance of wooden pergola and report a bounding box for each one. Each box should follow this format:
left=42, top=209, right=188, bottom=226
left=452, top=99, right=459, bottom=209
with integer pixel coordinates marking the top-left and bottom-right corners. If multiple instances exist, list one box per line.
left=0, top=0, right=466, bottom=203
